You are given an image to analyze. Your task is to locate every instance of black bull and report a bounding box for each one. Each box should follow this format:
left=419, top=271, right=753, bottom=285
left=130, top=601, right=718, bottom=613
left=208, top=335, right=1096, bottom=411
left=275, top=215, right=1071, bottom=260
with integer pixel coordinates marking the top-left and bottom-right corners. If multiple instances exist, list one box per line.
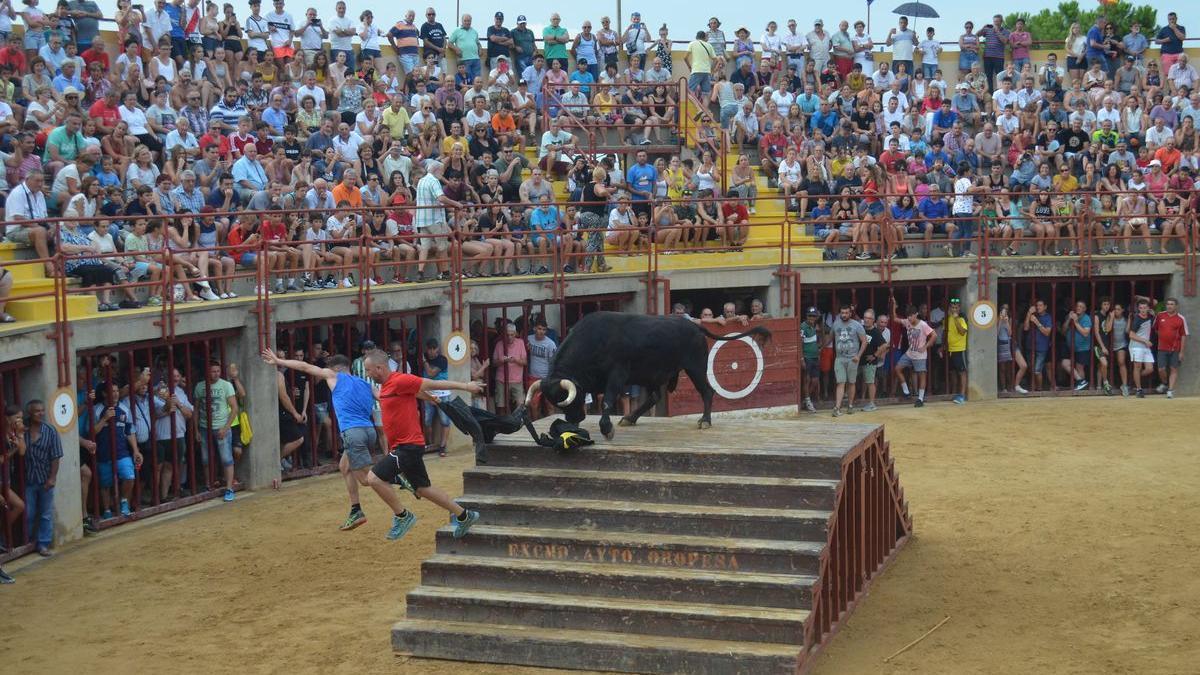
left=525, top=312, right=772, bottom=439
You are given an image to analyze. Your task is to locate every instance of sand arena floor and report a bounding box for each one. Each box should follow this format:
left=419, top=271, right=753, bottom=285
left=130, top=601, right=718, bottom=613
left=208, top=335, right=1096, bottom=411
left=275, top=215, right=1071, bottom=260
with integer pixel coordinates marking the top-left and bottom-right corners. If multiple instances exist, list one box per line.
left=2, top=397, right=1197, bottom=675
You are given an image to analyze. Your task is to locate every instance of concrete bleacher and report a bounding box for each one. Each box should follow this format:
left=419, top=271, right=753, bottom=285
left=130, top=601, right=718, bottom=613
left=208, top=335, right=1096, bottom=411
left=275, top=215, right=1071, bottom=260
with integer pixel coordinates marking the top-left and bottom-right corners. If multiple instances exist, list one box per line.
left=0, top=242, right=97, bottom=323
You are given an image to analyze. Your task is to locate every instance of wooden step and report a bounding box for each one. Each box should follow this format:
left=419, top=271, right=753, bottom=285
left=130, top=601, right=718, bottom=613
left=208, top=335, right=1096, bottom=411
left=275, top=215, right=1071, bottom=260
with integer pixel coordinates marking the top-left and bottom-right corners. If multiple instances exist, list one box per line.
left=392, top=619, right=801, bottom=674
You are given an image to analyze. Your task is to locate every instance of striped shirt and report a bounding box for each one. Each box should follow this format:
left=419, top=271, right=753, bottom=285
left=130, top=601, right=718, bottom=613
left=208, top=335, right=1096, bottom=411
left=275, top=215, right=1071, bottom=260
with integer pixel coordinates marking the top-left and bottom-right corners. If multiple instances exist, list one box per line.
left=414, top=172, right=446, bottom=229
left=389, top=21, right=420, bottom=56
left=24, top=422, right=63, bottom=487
left=209, top=100, right=248, bottom=132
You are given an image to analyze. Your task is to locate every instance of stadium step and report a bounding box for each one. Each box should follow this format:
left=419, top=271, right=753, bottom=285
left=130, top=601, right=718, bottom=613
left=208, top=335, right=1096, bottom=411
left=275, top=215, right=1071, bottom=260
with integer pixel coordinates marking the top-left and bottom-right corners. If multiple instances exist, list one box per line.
left=7, top=292, right=97, bottom=322
left=462, top=465, right=840, bottom=510
left=454, top=495, right=831, bottom=540
left=395, top=417, right=912, bottom=673
left=405, top=586, right=809, bottom=644
left=481, top=438, right=846, bottom=478
left=418, top=554, right=817, bottom=609
left=392, top=619, right=801, bottom=675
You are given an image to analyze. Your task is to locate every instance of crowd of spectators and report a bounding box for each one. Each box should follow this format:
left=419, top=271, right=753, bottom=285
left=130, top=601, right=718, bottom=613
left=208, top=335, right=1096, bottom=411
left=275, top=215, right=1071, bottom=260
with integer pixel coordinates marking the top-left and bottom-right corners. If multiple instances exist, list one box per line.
left=0, top=4, right=1196, bottom=309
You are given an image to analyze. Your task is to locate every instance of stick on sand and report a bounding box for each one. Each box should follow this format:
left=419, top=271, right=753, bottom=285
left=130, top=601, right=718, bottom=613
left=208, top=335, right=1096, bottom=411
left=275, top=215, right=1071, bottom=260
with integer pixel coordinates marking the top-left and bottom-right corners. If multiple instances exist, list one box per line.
left=883, top=615, right=951, bottom=663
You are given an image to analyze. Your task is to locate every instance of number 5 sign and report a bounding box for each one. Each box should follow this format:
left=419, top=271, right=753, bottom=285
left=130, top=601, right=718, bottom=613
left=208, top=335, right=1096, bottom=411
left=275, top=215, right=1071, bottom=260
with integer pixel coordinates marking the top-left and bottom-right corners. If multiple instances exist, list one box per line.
left=51, top=388, right=76, bottom=432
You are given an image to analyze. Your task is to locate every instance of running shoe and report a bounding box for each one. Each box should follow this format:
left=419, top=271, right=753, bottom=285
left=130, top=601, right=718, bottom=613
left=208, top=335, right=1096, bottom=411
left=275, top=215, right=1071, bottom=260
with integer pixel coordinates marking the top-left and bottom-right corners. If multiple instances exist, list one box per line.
left=804, top=398, right=816, bottom=412
left=845, top=405, right=855, bottom=414
left=1103, top=382, right=1113, bottom=395
left=861, top=402, right=878, bottom=412
left=832, top=407, right=842, bottom=417
left=1136, top=388, right=1145, bottom=398
left=223, top=489, right=235, bottom=502
left=394, top=472, right=418, bottom=497
left=387, top=511, right=417, bottom=541
left=1121, top=384, right=1129, bottom=397
left=101, top=509, right=113, bottom=520
left=1156, top=384, right=1168, bottom=394
left=914, top=398, right=924, bottom=408
left=1166, top=390, right=1175, bottom=399
left=1073, top=379, right=1088, bottom=391
left=119, top=499, right=131, bottom=517
left=340, top=510, right=368, bottom=531
left=0, top=567, right=13, bottom=584
left=37, top=547, right=53, bottom=557
left=83, top=516, right=99, bottom=535
left=953, top=395, right=965, bottom=404
left=1014, top=385, right=1029, bottom=394
left=451, top=509, right=480, bottom=539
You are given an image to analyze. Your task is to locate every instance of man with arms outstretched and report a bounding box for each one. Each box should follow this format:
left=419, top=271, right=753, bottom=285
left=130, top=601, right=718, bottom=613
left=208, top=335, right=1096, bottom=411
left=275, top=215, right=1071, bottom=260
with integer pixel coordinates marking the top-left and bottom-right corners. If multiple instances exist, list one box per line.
left=262, top=348, right=382, bottom=531
left=361, top=349, right=484, bottom=541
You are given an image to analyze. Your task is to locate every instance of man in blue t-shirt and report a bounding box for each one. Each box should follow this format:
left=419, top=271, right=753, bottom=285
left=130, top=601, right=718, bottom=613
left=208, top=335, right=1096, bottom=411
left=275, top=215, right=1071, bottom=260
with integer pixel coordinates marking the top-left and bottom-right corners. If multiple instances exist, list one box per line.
left=1061, top=300, right=1094, bottom=391
left=262, top=348, right=386, bottom=530
left=529, top=194, right=562, bottom=274
left=1085, top=17, right=1110, bottom=71
left=1156, top=12, right=1186, bottom=75
left=625, top=150, right=657, bottom=217
left=917, top=187, right=956, bottom=256
left=1023, top=299, right=1054, bottom=392
left=92, top=382, right=143, bottom=519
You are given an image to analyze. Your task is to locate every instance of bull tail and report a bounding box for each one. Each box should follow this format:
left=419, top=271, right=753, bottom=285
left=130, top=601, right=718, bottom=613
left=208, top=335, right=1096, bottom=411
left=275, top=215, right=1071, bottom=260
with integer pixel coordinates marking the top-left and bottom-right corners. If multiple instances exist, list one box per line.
left=699, top=324, right=772, bottom=346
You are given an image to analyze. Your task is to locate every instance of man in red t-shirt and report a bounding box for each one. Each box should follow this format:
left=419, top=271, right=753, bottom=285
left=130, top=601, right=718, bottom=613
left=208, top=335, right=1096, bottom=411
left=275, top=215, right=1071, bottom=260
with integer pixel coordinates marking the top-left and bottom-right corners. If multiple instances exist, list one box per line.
left=1153, top=298, right=1188, bottom=398
left=720, top=201, right=750, bottom=248
left=88, top=89, right=122, bottom=134
left=362, top=349, right=484, bottom=541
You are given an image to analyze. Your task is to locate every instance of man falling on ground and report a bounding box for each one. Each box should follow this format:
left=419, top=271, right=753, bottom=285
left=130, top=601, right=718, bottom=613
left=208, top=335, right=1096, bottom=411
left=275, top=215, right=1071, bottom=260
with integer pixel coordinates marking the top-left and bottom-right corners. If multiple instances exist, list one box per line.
left=361, top=349, right=484, bottom=541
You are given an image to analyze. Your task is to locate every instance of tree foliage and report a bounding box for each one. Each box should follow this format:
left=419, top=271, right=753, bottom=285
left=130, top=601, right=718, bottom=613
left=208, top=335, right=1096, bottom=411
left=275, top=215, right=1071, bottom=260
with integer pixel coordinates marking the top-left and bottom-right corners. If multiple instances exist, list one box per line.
left=1004, top=2, right=1159, bottom=45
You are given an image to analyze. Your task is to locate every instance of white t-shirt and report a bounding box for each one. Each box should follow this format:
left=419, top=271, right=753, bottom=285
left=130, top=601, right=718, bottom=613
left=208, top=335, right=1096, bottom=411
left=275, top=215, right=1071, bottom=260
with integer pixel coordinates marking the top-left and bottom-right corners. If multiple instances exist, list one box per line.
left=778, top=159, right=803, bottom=183
left=119, top=105, right=150, bottom=135
left=607, top=207, right=632, bottom=230
left=296, top=84, right=326, bottom=109
left=244, top=14, right=271, bottom=52
left=264, top=11, right=295, bottom=49
left=360, top=23, right=384, bottom=51
left=890, top=29, right=916, bottom=61
left=328, top=15, right=355, bottom=51
left=952, top=177, right=974, bottom=215
left=918, top=38, right=940, bottom=63
left=331, top=132, right=364, bottom=162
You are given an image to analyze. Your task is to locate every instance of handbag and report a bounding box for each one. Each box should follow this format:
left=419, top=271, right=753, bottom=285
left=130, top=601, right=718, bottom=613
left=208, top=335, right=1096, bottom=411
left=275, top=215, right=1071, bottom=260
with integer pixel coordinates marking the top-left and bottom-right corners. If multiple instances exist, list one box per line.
left=237, top=410, right=253, bottom=446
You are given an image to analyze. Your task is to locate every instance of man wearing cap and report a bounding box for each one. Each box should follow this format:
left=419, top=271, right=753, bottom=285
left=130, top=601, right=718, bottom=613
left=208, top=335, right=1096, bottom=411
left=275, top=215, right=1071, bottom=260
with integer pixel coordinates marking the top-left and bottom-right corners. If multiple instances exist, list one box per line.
left=485, top=12, right=512, bottom=71
left=806, top=20, right=832, bottom=76
left=510, top=15, right=535, bottom=73
left=623, top=12, right=651, bottom=70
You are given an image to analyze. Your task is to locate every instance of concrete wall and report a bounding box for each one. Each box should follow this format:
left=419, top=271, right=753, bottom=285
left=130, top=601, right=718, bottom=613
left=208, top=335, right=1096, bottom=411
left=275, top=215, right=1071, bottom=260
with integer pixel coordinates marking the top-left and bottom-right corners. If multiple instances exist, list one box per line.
left=2, top=255, right=1196, bottom=553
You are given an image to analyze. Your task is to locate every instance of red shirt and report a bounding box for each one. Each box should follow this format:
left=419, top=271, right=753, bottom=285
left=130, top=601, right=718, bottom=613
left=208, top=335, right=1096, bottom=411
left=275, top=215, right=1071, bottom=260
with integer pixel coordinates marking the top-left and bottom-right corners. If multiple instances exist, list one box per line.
left=0, top=46, right=26, bottom=73
left=227, top=132, right=256, bottom=159
left=380, top=372, right=425, bottom=446
left=226, top=225, right=253, bottom=256
left=1154, top=312, right=1189, bottom=352
left=88, top=100, right=121, bottom=129
left=259, top=220, right=287, bottom=242
left=82, top=48, right=110, bottom=72
left=721, top=202, right=749, bottom=223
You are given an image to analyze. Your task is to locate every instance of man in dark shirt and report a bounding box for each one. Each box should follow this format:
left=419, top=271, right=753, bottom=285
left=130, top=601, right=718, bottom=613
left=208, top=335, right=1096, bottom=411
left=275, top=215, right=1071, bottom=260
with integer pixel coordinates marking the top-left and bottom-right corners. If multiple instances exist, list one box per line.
left=860, top=309, right=889, bottom=411
left=485, top=13, right=512, bottom=68
left=419, top=10, right=447, bottom=61
left=1055, top=119, right=1090, bottom=159
left=850, top=103, right=874, bottom=146
left=304, top=117, right=336, bottom=159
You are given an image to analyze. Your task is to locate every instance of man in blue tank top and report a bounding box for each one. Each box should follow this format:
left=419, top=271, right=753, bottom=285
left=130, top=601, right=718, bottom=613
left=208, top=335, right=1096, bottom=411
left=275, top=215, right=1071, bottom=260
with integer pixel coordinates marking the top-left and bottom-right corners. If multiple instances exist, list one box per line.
left=263, top=348, right=395, bottom=531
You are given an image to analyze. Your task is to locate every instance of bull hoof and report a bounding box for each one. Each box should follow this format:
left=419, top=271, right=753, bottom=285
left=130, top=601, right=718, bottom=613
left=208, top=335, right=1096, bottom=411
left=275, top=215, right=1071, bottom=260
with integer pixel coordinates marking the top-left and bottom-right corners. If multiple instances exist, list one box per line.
left=599, top=417, right=614, bottom=440
left=697, top=420, right=712, bottom=430
left=618, top=417, right=635, bottom=427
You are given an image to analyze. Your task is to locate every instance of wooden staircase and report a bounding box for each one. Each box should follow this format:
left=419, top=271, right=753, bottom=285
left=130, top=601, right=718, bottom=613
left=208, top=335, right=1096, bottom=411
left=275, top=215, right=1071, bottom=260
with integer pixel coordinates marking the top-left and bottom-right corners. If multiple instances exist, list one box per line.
left=393, top=417, right=912, bottom=674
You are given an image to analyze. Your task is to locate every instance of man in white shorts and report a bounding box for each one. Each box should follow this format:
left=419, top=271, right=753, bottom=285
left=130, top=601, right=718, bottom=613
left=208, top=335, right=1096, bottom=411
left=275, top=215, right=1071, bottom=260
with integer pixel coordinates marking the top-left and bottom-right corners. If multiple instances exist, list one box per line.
left=1127, top=298, right=1156, bottom=397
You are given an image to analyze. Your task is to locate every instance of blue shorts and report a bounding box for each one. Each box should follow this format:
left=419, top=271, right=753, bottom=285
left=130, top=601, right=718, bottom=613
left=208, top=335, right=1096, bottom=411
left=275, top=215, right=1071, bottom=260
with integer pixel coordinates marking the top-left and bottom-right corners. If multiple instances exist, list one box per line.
left=897, top=354, right=928, bottom=373
left=238, top=252, right=258, bottom=266
left=530, top=231, right=558, bottom=247
left=199, top=430, right=235, bottom=467
left=359, top=48, right=381, bottom=60
left=423, top=398, right=450, bottom=427
left=1034, top=350, right=1049, bottom=372
left=129, top=261, right=153, bottom=281
left=399, top=53, right=419, bottom=73
left=98, top=456, right=136, bottom=488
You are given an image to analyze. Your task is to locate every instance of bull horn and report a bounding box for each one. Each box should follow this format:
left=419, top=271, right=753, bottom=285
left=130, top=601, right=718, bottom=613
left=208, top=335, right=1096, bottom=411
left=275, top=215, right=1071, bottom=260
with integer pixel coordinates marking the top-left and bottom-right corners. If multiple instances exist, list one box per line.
left=560, top=380, right=578, bottom=407
left=524, top=380, right=542, bottom=407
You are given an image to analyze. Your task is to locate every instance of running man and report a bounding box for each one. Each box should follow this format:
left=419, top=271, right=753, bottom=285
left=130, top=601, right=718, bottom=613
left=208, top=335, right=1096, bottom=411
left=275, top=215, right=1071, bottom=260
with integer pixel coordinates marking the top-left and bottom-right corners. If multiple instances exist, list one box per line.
left=261, top=348, right=380, bottom=531
left=361, top=349, right=484, bottom=541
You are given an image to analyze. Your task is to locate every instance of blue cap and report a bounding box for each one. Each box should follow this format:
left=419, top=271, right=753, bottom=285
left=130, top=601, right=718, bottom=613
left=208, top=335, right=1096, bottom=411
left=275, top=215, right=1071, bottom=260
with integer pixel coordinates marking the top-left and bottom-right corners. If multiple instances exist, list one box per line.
left=516, top=14, right=526, bottom=23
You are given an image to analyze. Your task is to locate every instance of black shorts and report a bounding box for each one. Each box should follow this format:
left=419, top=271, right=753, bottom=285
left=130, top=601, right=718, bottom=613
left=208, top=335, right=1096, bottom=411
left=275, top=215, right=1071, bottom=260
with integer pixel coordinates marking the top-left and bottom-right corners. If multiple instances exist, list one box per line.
left=949, top=351, right=967, bottom=372
left=156, top=438, right=185, bottom=464
left=223, top=38, right=244, bottom=54
left=371, top=444, right=431, bottom=489
left=278, top=410, right=304, bottom=443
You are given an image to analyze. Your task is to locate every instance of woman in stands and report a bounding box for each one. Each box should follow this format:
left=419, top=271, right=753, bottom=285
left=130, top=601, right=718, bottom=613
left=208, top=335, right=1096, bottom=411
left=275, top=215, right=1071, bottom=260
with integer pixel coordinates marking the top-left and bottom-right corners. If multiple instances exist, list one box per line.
left=476, top=203, right=516, bottom=277
left=728, top=154, right=757, bottom=215
left=1157, top=191, right=1188, bottom=255
left=651, top=198, right=686, bottom=252
left=645, top=84, right=675, bottom=144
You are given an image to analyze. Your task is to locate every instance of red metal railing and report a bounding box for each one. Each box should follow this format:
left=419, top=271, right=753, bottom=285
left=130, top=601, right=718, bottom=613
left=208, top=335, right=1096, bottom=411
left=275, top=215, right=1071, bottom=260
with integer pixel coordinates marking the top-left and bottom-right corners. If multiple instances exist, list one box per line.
left=800, top=427, right=912, bottom=668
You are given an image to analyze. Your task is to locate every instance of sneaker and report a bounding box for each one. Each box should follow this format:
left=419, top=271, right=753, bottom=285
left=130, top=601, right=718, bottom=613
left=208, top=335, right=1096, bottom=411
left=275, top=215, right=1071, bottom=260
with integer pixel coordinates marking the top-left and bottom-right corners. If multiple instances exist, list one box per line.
left=281, top=457, right=293, bottom=472
left=366, top=277, right=378, bottom=286
left=953, top=395, right=965, bottom=405
left=273, top=281, right=285, bottom=294
left=1074, top=379, right=1088, bottom=391
left=1014, top=385, right=1029, bottom=394
left=832, top=407, right=842, bottom=417
left=199, top=287, right=220, bottom=301
left=118, top=299, right=143, bottom=309
left=537, top=266, right=549, bottom=274
left=451, top=509, right=480, bottom=539
left=1136, top=388, right=1145, bottom=398
left=942, top=244, right=954, bottom=257
left=83, top=516, right=99, bottom=535
left=37, top=547, right=53, bottom=557
left=227, top=291, right=238, bottom=298
left=339, top=509, right=368, bottom=531
left=899, top=391, right=912, bottom=400
left=1156, top=384, right=1168, bottom=394
left=961, top=251, right=976, bottom=258
left=563, top=264, right=576, bottom=273
left=1120, top=384, right=1129, bottom=397
left=218, top=292, right=230, bottom=299
left=1166, top=390, right=1174, bottom=399
left=0, top=567, right=13, bottom=584
left=386, top=511, right=418, bottom=541
left=286, top=281, right=300, bottom=292
left=914, top=398, right=924, bottom=408
left=303, top=279, right=321, bottom=291
left=845, top=405, right=854, bottom=414
left=101, top=509, right=113, bottom=520
left=861, top=402, right=878, bottom=412
left=119, top=499, right=131, bottom=517
left=146, top=295, right=162, bottom=306
left=804, top=398, right=816, bottom=412
left=223, top=489, right=235, bottom=502
left=855, top=250, right=872, bottom=260
left=321, top=279, right=338, bottom=289
left=1103, top=382, right=1113, bottom=396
